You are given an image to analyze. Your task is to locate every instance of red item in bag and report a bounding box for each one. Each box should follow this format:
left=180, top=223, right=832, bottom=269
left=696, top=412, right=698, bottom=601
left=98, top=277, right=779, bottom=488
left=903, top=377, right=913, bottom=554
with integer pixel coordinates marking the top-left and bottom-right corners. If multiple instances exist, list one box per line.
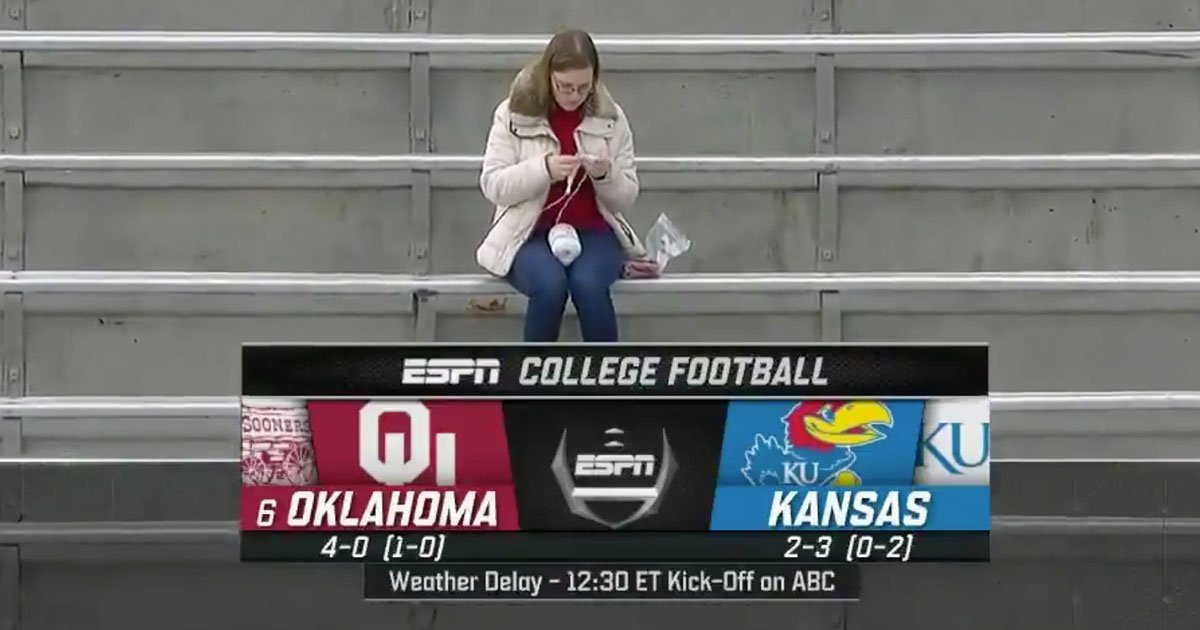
left=623, top=259, right=662, bottom=279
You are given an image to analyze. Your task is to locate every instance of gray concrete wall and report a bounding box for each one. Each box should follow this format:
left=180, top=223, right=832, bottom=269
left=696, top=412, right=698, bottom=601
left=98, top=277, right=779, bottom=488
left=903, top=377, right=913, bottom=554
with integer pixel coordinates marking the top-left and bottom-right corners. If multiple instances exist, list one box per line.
left=3, top=0, right=1200, bottom=628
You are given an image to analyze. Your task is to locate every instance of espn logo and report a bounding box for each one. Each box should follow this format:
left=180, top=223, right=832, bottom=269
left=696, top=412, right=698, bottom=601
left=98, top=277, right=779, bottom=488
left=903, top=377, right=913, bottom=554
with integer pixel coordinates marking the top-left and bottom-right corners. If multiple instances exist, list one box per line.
left=575, top=454, right=657, bottom=477
left=400, top=358, right=501, bottom=386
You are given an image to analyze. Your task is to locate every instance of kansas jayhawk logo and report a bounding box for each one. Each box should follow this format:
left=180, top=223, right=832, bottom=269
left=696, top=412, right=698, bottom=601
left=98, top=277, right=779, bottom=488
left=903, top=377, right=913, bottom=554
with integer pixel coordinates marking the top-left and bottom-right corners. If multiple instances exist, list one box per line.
left=741, top=400, right=893, bottom=487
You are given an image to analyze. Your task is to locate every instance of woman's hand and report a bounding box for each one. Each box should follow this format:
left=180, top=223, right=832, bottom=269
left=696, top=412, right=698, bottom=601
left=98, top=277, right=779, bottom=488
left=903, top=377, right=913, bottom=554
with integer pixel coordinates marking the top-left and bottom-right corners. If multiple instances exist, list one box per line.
left=581, top=151, right=610, bottom=179
left=545, top=154, right=581, bottom=182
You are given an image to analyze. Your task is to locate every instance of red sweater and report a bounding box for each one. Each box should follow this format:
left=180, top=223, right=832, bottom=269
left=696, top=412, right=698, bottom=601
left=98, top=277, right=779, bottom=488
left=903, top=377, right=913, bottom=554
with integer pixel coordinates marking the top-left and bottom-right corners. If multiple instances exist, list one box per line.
left=536, top=105, right=608, bottom=232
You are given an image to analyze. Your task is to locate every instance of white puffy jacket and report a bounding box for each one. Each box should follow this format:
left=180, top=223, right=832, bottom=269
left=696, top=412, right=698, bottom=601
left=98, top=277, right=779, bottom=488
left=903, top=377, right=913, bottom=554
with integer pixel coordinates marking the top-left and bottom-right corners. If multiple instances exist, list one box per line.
left=476, top=64, right=647, bottom=277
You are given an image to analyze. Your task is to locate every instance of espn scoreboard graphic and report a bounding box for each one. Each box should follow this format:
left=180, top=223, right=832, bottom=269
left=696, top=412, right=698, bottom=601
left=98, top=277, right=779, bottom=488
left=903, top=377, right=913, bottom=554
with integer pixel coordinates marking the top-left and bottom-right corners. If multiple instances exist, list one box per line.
left=240, top=343, right=990, bottom=603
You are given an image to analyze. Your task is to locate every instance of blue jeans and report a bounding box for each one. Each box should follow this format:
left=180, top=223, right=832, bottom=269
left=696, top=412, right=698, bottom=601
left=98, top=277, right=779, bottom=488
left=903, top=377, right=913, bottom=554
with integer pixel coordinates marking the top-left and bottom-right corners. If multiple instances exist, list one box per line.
left=507, top=228, right=624, bottom=342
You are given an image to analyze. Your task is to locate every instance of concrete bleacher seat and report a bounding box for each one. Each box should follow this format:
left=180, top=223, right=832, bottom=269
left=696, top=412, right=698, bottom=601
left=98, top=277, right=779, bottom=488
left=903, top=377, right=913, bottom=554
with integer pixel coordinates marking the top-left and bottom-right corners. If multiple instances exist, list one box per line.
left=2, top=0, right=1200, bottom=626
left=21, top=0, right=1200, bottom=33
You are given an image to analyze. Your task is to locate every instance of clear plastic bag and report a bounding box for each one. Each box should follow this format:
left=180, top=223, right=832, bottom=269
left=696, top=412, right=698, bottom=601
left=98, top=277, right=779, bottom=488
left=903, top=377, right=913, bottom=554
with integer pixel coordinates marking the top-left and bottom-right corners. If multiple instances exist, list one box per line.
left=644, top=212, right=692, bottom=272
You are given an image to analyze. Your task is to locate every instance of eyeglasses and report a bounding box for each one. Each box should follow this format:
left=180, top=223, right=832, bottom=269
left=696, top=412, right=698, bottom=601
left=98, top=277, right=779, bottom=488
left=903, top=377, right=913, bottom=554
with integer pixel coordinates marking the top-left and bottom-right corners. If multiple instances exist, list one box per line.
left=552, top=78, right=592, bottom=96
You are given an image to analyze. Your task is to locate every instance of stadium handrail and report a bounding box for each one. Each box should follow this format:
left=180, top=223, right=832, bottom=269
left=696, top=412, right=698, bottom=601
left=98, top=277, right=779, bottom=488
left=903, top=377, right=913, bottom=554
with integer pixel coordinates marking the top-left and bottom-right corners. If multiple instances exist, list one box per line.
left=1, top=270, right=1199, bottom=294
left=2, top=392, right=1199, bottom=416
left=7, top=153, right=1200, bottom=171
left=3, top=31, right=1200, bottom=54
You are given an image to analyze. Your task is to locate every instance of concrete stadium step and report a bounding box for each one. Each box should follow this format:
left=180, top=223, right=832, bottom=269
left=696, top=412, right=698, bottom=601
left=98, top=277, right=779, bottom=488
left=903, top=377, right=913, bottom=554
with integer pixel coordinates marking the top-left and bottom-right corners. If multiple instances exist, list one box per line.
left=7, top=33, right=1200, bottom=159
left=15, top=45, right=1200, bottom=157
left=16, top=0, right=1200, bottom=34
left=4, top=279, right=1198, bottom=394
left=4, top=154, right=1198, bottom=276
left=3, top=272, right=1199, bottom=393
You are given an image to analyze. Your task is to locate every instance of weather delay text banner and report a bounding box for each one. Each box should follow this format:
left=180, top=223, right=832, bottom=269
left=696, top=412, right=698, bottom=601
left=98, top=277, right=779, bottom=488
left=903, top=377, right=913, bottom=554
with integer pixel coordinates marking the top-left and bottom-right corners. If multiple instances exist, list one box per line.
left=239, top=343, right=990, bottom=567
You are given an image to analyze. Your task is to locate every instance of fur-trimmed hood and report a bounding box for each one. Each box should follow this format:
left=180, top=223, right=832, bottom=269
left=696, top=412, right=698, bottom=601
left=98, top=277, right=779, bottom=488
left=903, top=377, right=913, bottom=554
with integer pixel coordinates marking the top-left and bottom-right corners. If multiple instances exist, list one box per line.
left=505, top=62, right=620, bottom=121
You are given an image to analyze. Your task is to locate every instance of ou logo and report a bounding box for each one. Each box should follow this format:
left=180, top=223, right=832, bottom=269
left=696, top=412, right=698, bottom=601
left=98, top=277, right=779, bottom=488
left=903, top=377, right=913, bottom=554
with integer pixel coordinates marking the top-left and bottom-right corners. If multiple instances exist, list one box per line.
left=358, top=401, right=456, bottom=486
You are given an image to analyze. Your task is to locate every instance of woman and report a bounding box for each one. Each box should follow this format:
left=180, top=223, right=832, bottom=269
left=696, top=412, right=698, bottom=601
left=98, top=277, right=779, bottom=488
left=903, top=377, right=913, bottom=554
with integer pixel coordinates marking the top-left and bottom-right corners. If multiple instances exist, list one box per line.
left=477, top=28, right=648, bottom=342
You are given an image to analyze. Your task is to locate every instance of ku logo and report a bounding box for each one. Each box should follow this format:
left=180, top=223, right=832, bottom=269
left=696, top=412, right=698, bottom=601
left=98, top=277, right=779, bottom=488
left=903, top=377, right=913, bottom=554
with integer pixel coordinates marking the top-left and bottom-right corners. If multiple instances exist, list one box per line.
left=742, top=400, right=893, bottom=487
left=912, top=398, right=991, bottom=485
left=551, top=425, right=678, bottom=529
left=918, top=421, right=990, bottom=474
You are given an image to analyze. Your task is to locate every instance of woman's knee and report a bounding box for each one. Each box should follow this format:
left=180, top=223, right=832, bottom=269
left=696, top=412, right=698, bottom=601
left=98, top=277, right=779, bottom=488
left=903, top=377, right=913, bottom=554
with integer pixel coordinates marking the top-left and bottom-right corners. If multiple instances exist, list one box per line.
left=531, top=271, right=569, bottom=303
left=567, top=269, right=615, bottom=304
left=509, top=241, right=570, bottom=300
left=568, top=232, right=624, bottom=296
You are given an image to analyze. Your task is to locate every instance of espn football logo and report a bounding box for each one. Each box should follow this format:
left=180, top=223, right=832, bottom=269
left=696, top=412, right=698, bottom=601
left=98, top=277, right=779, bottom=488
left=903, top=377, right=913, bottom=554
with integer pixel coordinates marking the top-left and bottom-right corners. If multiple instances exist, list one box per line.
left=400, top=358, right=501, bottom=386
left=553, top=426, right=677, bottom=529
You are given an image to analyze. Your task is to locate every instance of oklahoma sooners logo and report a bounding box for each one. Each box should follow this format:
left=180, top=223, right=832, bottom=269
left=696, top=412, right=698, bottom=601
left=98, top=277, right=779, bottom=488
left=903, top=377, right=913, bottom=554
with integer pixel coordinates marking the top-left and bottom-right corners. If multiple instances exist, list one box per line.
left=358, top=401, right=457, bottom=486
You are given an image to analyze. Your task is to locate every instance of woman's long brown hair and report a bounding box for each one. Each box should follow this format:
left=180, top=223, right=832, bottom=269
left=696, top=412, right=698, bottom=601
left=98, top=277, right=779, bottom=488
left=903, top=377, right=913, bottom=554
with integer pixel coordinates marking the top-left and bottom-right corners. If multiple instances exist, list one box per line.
left=526, top=29, right=601, bottom=116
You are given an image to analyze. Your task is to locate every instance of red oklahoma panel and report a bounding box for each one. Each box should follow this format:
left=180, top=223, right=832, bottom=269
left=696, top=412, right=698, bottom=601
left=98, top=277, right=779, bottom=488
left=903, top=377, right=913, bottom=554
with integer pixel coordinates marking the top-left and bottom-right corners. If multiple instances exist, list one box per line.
left=306, top=399, right=513, bottom=486
left=240, top=485, right=520, bottom=531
